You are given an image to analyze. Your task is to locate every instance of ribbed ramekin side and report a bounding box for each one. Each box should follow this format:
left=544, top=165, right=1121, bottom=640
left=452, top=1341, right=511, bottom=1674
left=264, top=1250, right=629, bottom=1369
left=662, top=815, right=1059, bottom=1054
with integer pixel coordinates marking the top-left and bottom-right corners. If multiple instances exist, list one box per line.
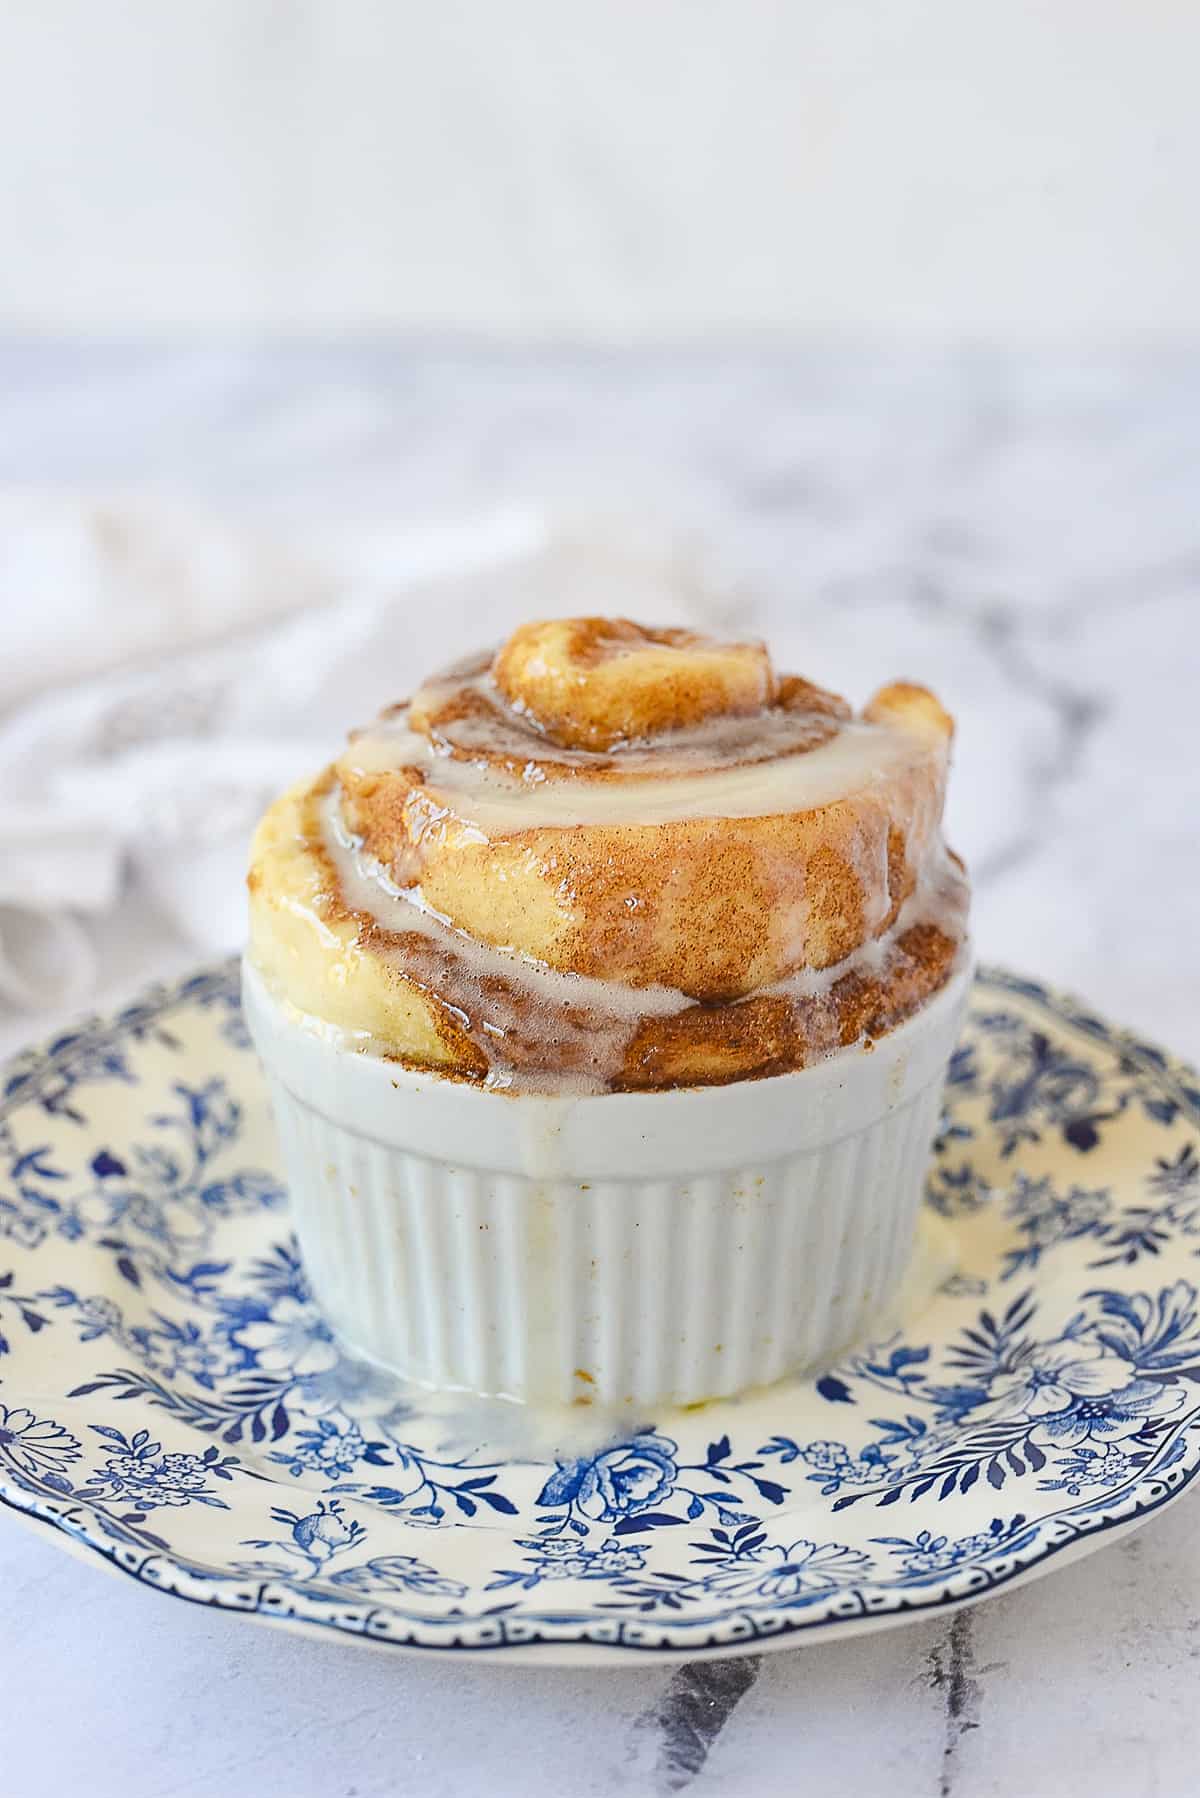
left=261, top=1072, right=946, bottom=1408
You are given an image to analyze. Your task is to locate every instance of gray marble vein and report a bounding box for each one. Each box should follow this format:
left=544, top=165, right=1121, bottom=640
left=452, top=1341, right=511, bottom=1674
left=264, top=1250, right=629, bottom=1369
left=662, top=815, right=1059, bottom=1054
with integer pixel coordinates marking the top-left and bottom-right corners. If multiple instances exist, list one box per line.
left=927, top=1612, right=985, bottom=1798
left=634, top=1655, right=763, bottom=1793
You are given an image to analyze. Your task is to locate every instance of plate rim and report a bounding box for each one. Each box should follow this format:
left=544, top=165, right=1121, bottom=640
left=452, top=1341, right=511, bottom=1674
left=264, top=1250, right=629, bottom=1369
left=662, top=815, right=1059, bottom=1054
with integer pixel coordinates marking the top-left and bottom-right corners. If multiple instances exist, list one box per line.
left=1, top=1435, right=1195, bottom=1663
left=2, top=959, right=1199, bottom=1664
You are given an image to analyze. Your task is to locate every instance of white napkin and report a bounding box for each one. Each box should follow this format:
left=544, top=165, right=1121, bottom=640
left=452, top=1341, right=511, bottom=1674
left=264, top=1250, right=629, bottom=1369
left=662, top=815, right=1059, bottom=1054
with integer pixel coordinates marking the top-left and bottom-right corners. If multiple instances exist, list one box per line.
left=0, top=495, right=717, bottom=1012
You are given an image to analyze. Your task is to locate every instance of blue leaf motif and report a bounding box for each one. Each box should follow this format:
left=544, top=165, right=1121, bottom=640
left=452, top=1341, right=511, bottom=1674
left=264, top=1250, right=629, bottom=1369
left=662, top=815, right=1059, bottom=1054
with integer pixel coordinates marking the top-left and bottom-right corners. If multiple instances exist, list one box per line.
left=536, top=1461, right=587, bottom=1508
left=611, top=1512, right=687, bottom=1535
left=473, top=1489, right=518, bottom=1516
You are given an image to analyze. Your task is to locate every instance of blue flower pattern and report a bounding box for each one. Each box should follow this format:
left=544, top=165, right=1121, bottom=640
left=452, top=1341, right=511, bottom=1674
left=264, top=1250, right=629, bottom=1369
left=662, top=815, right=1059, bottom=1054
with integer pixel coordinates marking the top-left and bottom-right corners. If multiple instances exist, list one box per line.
left=0, top=961, right=1198, bottom=1654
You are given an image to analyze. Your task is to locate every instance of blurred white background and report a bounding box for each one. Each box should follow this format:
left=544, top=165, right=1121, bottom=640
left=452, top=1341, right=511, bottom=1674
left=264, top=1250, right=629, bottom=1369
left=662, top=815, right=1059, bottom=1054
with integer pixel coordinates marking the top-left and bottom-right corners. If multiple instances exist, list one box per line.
left=2, top=0, right=1198, bottom=337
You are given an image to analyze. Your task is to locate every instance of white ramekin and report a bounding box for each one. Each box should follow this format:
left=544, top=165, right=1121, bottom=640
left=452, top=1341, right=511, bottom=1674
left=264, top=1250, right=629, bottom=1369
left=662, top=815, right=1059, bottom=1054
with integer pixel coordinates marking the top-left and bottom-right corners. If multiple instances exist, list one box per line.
left=242, top=958, right=970, bottom=1411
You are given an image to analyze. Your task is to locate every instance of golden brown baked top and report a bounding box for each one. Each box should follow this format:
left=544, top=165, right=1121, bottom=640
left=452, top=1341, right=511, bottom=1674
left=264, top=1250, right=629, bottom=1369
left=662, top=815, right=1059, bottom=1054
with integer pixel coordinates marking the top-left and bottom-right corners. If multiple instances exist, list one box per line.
left=248, top=616, right=968, bottom=1092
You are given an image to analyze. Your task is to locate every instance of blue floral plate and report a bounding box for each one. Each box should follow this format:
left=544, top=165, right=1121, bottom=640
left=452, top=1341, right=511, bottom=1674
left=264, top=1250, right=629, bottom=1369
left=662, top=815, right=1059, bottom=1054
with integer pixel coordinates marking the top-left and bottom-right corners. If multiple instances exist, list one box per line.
left=2, top=963, right=1199, bottom=1663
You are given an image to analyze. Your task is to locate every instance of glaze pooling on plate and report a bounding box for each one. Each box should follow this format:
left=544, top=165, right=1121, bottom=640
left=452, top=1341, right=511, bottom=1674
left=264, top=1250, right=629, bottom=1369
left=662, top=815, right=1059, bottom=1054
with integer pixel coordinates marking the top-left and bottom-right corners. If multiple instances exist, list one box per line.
left=1, top=963, right=1199, bottom=1660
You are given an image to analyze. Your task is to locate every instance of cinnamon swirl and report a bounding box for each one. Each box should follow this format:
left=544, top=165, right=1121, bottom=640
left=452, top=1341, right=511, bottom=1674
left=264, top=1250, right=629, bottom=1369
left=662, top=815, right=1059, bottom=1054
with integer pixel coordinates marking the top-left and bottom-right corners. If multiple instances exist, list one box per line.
left=248, top=617, right=967, bottom=1095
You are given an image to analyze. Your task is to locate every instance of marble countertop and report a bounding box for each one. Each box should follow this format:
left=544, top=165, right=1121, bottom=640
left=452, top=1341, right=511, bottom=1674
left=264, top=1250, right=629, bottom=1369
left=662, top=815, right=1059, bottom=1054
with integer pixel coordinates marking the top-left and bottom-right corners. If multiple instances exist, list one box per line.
left=2, top=342, right=1198, bottom=1796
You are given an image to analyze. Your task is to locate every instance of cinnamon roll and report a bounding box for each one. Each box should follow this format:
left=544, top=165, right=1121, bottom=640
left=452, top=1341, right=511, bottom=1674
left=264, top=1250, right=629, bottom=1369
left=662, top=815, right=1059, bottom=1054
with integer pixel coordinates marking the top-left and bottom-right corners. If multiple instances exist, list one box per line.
left=248, top=617, right=967, bottom=1094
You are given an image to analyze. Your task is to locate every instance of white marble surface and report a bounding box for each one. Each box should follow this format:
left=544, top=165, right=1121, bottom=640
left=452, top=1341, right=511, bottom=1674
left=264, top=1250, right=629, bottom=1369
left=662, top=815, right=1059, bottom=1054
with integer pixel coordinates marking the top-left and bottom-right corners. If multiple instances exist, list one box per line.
left=1, top=342, right=1199, bottom=1795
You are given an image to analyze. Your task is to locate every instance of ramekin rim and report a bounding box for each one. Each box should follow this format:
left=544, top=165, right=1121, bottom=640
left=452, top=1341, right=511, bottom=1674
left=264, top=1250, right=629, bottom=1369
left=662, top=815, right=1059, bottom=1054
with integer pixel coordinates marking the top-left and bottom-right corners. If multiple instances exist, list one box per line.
left=242, top=948, right=974, bottom=1112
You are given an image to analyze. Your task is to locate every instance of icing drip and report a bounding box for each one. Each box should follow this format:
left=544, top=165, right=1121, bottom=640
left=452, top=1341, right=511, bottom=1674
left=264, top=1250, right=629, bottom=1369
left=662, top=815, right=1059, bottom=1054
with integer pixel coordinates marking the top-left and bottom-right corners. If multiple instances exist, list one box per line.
left=319, top=785, right=967, bottom=1095
left=323, top=789, right=687, bottom=1093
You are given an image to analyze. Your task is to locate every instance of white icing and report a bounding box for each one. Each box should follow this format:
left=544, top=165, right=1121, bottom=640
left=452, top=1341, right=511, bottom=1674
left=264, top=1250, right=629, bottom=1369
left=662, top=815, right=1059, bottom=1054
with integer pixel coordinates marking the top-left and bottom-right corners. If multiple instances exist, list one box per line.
left=319, top=783, right=966, bottom=1095
left=324, top=788, right=688, bottom=1024
left=344, top=715, right=944, bottom=833
left=342, top=725, right=431, bottom=775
